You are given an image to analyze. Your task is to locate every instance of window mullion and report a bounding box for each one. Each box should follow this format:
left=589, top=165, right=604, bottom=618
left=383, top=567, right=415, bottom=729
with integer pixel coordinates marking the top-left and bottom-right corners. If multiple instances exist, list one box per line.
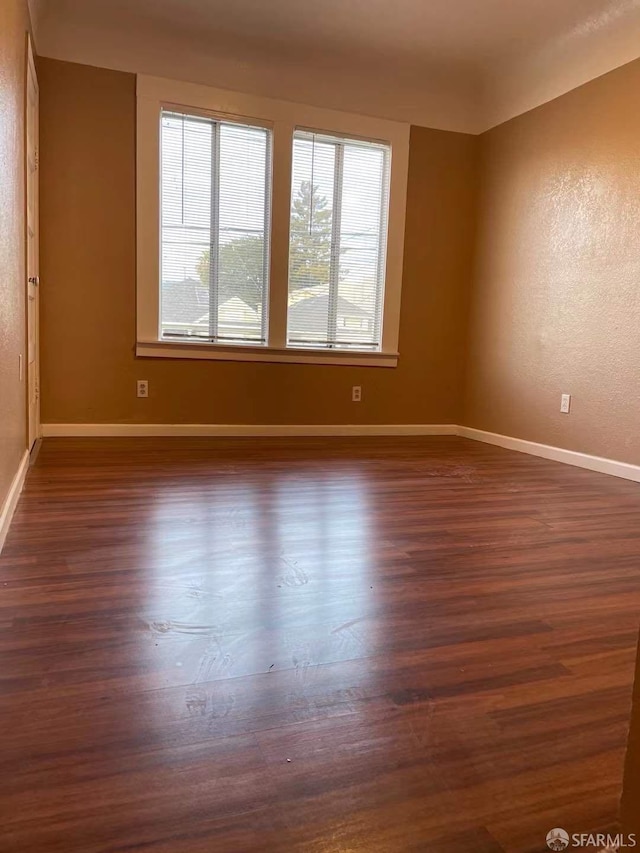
left=261, top=130, right=272, bottom=343
left=373, top=149, right=390, bottom=346
left=267, top=120, right=292, bottom=349
left=327, top=142, right=344, bottom=347
left=208, top=121, right=221, bottom=341
left=180, top=115, right=185, bottom=225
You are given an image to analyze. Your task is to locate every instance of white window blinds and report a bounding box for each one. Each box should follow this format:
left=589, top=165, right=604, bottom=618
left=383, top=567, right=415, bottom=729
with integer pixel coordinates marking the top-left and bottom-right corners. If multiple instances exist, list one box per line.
left=287, top=130, right=390, bottom=351
left=160, top=110, right=271, bottom=344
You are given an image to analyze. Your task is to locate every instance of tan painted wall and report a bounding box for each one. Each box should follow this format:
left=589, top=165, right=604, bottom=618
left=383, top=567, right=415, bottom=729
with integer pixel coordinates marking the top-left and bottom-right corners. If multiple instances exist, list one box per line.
left=39, top=55, right=640, bottom=448
left=0, top=0, right=29, bottom=513
left=38, top=57, right=478, bottom=427
left=464, top=59, right=640, bottom=465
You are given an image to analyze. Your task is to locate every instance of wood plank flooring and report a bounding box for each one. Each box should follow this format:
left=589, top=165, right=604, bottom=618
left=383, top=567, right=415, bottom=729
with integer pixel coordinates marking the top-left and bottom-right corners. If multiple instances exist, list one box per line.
left=1, top=436, right=640, bottom=852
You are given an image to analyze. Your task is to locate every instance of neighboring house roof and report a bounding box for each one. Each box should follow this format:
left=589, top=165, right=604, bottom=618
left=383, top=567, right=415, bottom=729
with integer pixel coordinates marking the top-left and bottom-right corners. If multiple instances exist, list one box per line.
left=162, top=280, right=371, bottom=327
left=288, top=292, right=371, bottom=325
left=161, top=279, right=209, bottom=325
left=190, top=299, right=261, bottom=329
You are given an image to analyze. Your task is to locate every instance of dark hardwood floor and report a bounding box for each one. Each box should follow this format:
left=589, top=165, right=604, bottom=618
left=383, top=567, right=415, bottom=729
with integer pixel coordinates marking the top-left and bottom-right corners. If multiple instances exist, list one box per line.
left=1, top=436, right=640, bottom=852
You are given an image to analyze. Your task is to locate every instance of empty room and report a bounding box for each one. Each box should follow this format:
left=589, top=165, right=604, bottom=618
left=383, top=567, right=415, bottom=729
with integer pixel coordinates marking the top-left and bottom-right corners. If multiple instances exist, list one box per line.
left=4, top=0, right=640, bottom=850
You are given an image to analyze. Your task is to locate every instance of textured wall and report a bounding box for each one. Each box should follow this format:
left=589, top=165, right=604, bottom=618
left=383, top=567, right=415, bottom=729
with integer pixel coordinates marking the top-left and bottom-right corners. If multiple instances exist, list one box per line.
left=34, top=53, right=640, bottom=456
left=0, top=0, right=29, bottom=513
left=38, top=57, right=478, bottom=427
left=465, top=59, right=640, bottom=465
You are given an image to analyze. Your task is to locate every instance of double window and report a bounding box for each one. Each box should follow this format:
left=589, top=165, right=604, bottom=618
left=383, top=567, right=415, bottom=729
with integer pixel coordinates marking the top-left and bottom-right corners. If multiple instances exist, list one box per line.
left=137, top=77, right=409, bottom=366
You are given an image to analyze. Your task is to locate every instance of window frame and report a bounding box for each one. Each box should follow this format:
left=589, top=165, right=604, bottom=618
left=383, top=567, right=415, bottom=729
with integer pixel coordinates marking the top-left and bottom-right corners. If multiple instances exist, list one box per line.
left=159, top=107, right=273, bottom=345
left=287, top=128, right=391, bottom=353
left=136, top=75, right=410, bottom=368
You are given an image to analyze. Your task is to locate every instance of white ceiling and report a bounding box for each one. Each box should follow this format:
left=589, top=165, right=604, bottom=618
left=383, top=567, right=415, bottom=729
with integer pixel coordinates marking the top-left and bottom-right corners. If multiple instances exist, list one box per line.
left=33, top=0, right=640, bottom=133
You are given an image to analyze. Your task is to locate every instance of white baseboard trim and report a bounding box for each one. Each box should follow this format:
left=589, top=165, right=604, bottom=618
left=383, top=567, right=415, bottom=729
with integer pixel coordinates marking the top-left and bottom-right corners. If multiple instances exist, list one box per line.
left=0, top=450, right=29, bottom=554
left=457, top=426, right=640, bottom=484
left=41, top=423, right=459, bottom=438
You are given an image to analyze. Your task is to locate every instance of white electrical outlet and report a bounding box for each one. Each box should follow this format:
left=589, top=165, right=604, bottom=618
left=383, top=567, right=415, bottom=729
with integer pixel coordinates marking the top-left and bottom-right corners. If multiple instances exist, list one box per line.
left=352, top=385, right=362, bottom=402
left=560, top=393, right=571, bottom=414
left=137, top=380, right=149, bottom=398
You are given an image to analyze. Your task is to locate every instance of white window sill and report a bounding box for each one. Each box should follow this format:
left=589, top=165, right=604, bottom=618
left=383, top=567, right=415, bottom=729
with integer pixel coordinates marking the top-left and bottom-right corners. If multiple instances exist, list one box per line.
left=136, top=340, right=399, bottom=367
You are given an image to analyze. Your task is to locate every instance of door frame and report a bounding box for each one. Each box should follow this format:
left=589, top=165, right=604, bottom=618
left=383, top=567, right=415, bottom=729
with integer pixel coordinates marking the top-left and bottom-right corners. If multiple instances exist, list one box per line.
left=25, top=33, right=40, bottom=449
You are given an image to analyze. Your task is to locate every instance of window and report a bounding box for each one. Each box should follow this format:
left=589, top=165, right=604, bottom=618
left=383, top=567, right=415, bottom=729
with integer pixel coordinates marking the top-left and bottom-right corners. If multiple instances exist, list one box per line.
left=137, top=76, right=409, bottom=367
left=160, top=110, right=271, bottom=344
left=287, top=131, right=390, bottom=351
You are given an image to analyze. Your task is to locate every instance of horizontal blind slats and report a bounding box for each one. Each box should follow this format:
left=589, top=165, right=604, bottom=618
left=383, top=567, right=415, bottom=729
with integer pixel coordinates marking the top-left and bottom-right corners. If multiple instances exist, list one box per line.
left=286, top=130, right=390, bottom=351
left=160, top=110, right=271, bottom=344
